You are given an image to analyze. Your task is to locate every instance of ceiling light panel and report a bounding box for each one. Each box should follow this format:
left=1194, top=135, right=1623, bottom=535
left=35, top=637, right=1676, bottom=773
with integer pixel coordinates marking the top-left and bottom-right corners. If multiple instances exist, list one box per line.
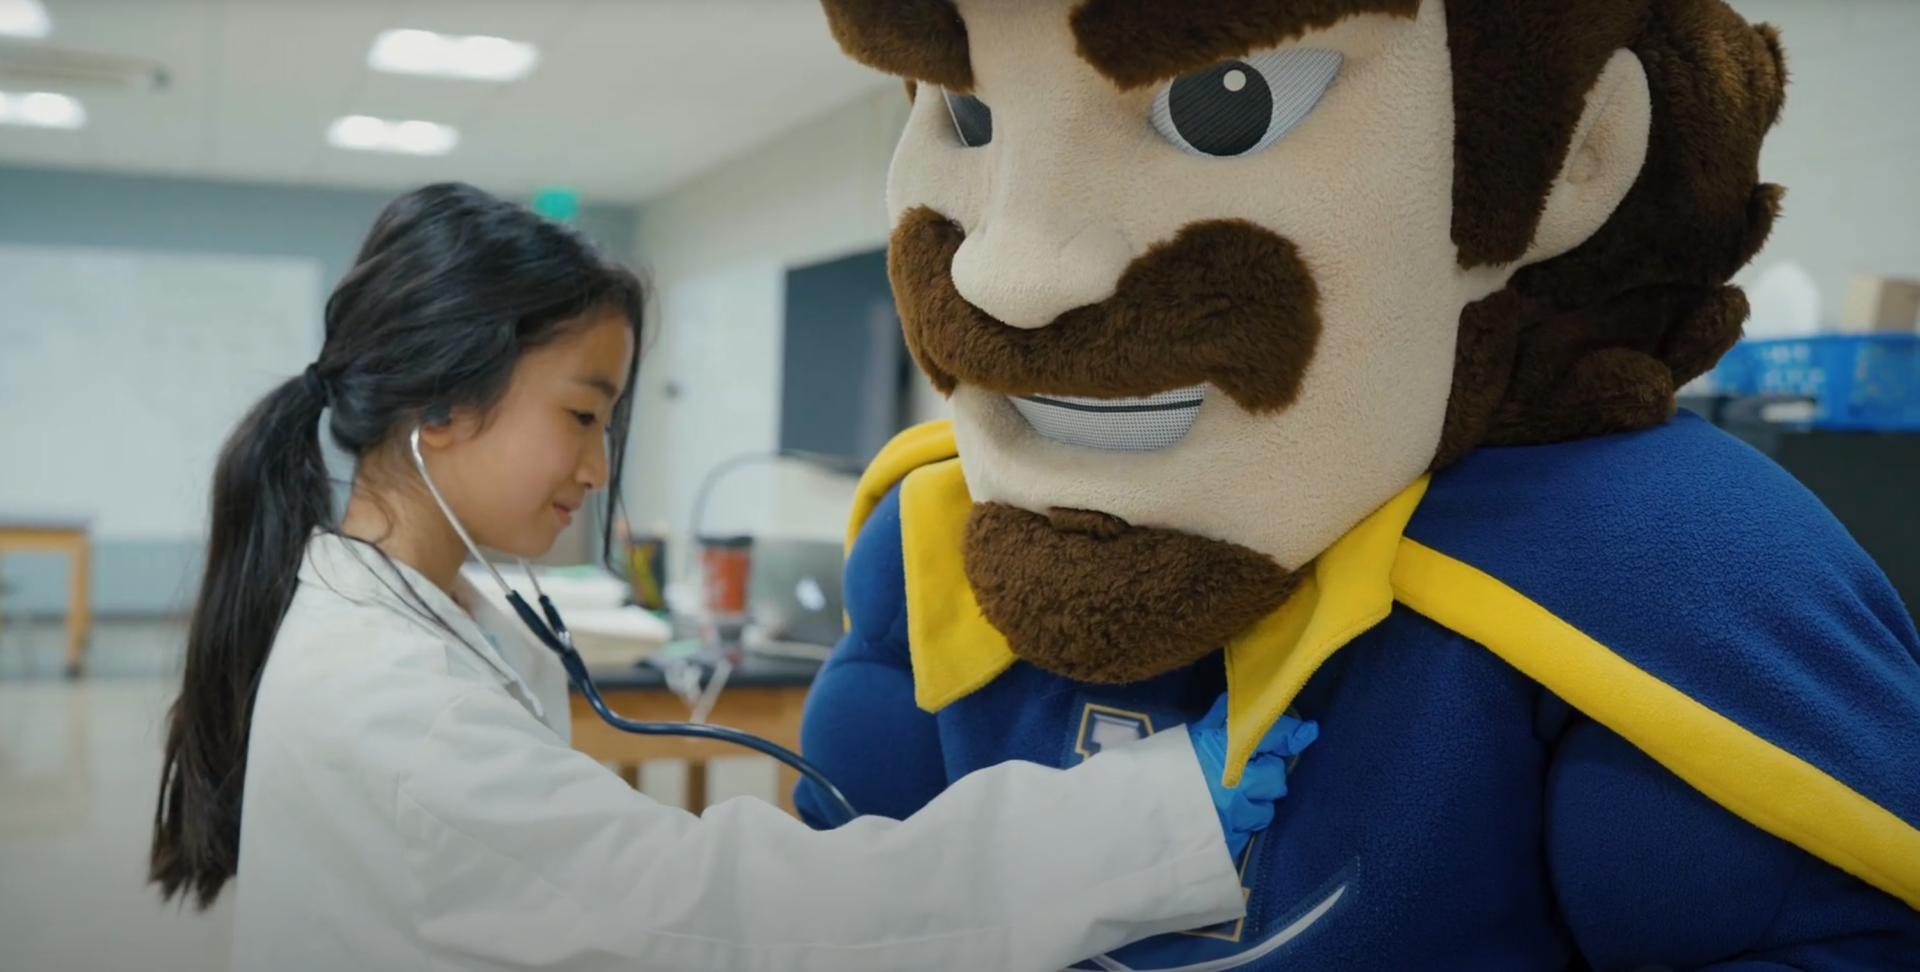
left=0, top=90, right=84, bottom=128
left=368, top=29, right=538, bottom=82
left=0, top=0, right=50, bottom=39
left=326, top=115, right=459, bottom=156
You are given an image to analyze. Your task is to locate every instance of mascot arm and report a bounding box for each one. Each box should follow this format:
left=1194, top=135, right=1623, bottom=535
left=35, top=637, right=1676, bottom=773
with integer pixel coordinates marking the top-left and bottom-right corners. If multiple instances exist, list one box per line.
left=794, top=486, right=951, bottom=828
left=1548, top=719, right=1920, bottom=970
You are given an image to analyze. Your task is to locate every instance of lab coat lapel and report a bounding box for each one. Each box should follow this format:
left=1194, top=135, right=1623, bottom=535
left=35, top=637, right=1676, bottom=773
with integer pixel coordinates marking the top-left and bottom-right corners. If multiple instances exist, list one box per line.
left=300, top=532, right=549, bottom=723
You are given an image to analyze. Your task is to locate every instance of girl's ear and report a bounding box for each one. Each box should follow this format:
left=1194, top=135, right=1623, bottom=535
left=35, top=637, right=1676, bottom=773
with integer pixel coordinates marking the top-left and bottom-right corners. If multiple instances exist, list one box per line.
left=417, top=421, right=458, bottom=450
left=415, top=405, right=475, bottom=450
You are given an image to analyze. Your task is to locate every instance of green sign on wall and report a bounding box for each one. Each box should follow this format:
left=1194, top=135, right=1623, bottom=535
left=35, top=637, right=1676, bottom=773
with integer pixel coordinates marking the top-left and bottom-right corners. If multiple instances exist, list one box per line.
left=532, top=186, right=579, bottom=223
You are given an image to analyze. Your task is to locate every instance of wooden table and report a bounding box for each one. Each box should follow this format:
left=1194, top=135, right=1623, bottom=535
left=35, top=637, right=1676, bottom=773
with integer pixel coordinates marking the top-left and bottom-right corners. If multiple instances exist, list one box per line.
left=0, top=521, right=91, bottom=679
left=568, top=654, right=821, bottom=816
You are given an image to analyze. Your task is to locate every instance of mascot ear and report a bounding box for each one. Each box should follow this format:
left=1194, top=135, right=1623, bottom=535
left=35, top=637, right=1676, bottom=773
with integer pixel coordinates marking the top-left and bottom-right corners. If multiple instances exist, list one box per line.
left=1522, top=49, right=1653, bottom=267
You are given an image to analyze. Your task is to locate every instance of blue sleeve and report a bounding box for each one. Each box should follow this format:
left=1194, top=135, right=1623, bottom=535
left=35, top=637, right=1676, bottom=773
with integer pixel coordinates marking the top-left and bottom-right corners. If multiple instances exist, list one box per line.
left=792, top=486, right=952, bottom=829
left=1548, top=718, right=1920, bottom=971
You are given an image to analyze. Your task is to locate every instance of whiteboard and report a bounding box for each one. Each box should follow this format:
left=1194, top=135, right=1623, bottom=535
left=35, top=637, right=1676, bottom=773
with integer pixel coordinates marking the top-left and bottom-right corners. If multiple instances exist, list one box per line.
left=662, top=259, right=785, bottom=552
left=655, top=261, right=863, bottom=566
left=0, top=245, right=323, bottom=541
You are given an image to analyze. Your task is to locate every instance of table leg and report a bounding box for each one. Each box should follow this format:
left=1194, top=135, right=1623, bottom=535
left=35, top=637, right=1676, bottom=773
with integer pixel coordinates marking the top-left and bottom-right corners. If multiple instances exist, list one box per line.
left=685, top=760, right=709, bottom=814
left=773, top=686, right=807, bottom=819
left=65, top=541, right=91, bottom=680
left=776, top=764, right=800, bottom=818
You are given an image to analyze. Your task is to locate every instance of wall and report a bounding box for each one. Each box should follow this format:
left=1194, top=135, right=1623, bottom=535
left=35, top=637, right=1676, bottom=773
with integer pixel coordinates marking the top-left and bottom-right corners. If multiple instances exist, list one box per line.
left=0, top=165, right=636, bottom=616
left=626, top=82, right=936, bottom=577
left=0, top=166, right=637, bottom=303
left=1726, top=0, right=1920, bottom=323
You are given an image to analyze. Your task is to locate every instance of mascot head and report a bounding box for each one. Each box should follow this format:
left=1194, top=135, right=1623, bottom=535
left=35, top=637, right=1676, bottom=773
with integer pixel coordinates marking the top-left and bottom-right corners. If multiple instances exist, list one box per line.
left=823, top=0, right=1787, bottom=683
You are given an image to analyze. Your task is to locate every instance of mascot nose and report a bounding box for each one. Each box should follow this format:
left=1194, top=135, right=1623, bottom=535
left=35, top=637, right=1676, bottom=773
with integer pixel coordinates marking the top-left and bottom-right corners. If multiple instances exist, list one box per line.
left=949, top=208, right=1135, bottom=330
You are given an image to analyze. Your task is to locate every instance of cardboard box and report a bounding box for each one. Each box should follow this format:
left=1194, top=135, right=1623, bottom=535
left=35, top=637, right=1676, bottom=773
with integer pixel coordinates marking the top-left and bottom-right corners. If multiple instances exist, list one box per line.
left=1841, top=274, right=1920, bottom=333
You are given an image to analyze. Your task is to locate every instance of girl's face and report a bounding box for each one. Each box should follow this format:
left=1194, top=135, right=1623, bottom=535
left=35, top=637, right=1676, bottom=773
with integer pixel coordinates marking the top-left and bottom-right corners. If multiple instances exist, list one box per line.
left=419, top=308, right=635, bottom=559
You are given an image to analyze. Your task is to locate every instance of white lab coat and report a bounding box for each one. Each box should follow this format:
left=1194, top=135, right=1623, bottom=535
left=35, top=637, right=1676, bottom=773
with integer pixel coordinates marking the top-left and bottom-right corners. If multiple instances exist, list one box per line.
left=229, top=532, right=1243, bottom=972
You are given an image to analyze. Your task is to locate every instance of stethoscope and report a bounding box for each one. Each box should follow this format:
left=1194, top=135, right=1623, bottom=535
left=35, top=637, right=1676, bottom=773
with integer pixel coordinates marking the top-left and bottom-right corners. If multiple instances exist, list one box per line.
left=408, top=426, right=860, bottom=826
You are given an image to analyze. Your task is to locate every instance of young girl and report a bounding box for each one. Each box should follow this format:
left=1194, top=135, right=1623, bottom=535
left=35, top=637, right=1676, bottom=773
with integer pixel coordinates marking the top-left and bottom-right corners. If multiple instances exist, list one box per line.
left=148, top=183, right=1314, bottom=972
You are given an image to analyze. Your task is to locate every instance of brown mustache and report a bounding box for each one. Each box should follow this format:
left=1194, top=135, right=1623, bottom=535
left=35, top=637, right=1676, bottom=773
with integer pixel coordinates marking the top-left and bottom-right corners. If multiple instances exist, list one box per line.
left=888, top=206, right=1324, bottom=412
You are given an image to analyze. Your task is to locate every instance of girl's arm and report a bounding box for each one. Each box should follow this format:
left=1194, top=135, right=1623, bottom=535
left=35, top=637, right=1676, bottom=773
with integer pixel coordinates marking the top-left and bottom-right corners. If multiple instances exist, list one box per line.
left=397, top=685, right=1244, bottom=972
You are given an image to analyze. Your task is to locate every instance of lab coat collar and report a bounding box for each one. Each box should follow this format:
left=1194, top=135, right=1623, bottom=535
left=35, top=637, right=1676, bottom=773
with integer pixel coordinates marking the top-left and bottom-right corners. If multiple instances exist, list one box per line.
left=299, top=531, right=548, bottom=721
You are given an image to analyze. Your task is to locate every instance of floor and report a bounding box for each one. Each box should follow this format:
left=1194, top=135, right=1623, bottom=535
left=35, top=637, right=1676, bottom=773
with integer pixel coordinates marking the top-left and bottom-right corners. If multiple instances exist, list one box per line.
left=0, top=619, right=779, bottom=972
left=0, top=621, right=232, bottom=972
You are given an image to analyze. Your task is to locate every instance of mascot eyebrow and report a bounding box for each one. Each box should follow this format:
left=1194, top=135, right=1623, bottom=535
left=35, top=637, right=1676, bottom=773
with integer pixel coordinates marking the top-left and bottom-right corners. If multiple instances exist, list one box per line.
left=820, top=0, right=975, bottom=91
left=820, top=0, right=1420, bottom=93
left=1069, top=0, right=1421, bottom=90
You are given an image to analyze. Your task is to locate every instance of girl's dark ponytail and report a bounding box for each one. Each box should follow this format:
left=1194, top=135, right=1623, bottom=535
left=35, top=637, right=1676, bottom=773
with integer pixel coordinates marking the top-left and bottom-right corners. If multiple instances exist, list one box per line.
left=151, top=366, right=333, bottom=909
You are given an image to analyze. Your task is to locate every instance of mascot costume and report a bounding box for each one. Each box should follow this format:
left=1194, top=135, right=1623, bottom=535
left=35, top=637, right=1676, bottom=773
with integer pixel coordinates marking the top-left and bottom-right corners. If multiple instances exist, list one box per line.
left=795, top=1, right=1920, bottom=968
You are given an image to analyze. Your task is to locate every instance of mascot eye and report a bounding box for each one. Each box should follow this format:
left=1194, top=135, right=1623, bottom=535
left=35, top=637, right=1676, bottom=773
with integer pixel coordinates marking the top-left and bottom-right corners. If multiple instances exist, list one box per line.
left=1150, top=47, right=1343, bottom=158
left=943, top=89, right=993, bottom=148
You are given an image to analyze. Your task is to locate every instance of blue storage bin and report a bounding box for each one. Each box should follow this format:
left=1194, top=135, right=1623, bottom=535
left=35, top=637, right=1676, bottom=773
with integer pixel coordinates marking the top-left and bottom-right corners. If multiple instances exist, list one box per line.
left=1710, top=334, right=1920, bottom=431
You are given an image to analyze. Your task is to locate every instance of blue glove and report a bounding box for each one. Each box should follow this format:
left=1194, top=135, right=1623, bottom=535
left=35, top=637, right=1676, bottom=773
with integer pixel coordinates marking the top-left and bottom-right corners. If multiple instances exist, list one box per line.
left=1188, top=693, right=1318, bottom=861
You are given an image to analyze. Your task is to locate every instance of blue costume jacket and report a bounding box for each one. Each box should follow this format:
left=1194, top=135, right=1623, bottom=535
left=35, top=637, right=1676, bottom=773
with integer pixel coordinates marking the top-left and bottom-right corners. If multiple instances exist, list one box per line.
left=797, top=413, right=1920, bottom=971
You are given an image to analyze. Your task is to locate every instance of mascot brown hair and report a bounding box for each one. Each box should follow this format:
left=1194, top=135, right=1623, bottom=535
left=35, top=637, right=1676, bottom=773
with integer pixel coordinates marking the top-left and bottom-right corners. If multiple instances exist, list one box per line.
left=797, top=2, right=1920, bottom=968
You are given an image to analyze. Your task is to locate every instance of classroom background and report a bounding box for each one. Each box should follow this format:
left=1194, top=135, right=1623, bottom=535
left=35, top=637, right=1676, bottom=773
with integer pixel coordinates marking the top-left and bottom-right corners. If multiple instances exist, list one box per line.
left=1, top=1, right=1917, bottom=969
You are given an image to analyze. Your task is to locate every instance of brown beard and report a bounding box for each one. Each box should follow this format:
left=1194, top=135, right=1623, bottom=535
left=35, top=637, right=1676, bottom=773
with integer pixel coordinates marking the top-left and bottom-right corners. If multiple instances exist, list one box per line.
left=964, top=502, right=1304, bottom=684
left=889, top=206, right=1324, bottom=414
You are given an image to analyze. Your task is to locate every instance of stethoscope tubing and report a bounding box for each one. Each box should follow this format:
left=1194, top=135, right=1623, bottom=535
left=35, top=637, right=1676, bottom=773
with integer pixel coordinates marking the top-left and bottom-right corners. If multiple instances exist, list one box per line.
left=408, top=427, right=860, bottom=826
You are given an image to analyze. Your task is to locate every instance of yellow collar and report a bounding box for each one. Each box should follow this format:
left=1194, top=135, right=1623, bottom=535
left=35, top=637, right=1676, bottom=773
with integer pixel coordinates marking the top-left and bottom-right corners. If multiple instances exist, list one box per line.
left=892, top=447, right=1428, bottom=785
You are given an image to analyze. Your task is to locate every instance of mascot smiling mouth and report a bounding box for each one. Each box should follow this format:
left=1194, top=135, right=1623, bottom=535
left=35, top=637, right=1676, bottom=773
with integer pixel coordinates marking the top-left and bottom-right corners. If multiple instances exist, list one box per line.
left=889, top=205, right=1327, bottom=682
left=1010, top=386, right=1208, bottom=453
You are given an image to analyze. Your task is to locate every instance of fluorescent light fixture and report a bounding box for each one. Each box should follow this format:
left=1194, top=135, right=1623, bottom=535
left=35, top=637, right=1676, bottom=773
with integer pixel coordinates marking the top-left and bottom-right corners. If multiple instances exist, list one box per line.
left=327, top=114, right=459, bottom=156
left=0, top=90, right=84, bottom=129
left=0, top=0, right=50, bottom=39
left=368, top=28, right=538, bottom=82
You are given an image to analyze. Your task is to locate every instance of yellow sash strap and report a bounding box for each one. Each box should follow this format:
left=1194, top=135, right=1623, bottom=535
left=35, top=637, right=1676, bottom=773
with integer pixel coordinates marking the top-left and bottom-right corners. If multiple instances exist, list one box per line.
left=1392, top=540, right=1920, bottom=911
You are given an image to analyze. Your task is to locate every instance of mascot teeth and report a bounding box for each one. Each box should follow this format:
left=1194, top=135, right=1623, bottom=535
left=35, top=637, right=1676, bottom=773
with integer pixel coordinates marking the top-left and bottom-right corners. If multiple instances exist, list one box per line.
left=1011, top=386, right=1205, bottom=452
